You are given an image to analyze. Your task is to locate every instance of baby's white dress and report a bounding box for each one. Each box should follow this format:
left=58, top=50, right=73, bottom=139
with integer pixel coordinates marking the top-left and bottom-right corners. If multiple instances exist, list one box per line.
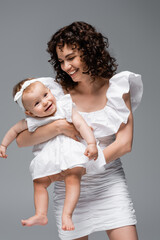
left=26, top=78, right=105, bottom=180
left=52, top=71, right=143, bottom=239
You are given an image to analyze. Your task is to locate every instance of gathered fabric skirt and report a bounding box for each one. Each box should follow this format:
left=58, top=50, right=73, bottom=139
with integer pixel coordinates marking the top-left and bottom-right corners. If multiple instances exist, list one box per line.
left=53, top=137, right=137, bottom=240
left=30, top=135, right=105, bottom=180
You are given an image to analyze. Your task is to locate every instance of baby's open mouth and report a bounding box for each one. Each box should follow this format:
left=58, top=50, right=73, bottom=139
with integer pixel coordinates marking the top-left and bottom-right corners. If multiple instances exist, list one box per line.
left=45, top=104, right=52, bottom=111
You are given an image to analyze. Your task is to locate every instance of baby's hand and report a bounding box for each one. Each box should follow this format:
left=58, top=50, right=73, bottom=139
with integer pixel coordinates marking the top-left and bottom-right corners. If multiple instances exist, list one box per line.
left=84, top=143, right=98, bottom=160
left=0, top=145, right=7, bottom=158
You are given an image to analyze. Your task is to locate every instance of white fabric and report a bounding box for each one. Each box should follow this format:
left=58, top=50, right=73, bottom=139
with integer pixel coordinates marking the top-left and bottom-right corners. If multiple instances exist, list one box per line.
left=26, top=83, right=106, bottom=180
left=77, top=71, right=143, bottom=138
left=52, top=71, right=143, bottom=239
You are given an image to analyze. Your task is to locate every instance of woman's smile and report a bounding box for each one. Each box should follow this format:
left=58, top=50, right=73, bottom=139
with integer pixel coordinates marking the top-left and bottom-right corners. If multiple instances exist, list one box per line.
left=68, top=69, right=79, bottom=78
left=56, top=44, right=90, bottom=83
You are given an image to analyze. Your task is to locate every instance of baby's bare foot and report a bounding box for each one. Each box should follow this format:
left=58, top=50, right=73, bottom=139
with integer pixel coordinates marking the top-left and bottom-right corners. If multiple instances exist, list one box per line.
left=62, top=214, right=75, bottom=231
left=21, top=214, right=48, bottom=227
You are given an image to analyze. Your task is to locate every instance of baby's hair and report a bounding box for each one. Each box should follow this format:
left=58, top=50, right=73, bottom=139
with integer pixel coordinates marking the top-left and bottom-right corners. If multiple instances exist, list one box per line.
left=13, top=78, right=34, bottom=98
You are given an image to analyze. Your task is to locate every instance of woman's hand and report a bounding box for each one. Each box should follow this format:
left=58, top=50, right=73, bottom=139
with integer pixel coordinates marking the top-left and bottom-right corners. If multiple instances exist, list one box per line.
left=58, top=119, right=81, bottom=141
left=16, top=119, right=81, bottom=147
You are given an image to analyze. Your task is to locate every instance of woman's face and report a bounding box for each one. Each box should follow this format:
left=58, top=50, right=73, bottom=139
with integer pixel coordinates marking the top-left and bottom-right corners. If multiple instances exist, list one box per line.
left=56, top=44, right=90, bottom=83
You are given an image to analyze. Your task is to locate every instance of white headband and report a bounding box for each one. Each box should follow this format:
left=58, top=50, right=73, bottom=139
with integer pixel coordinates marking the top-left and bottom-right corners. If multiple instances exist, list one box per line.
left=14, top=78, right=47, bottom=111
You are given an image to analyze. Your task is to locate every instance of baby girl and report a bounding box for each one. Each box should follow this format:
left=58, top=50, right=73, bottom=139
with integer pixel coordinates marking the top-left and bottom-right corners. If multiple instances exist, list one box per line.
left=0, top=77, right=105, bottom=230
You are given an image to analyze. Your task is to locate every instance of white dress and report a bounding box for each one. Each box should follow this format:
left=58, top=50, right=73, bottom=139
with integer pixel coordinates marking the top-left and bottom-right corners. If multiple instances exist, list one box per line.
left=26, top=78, right=106, bottom=180
left=52, top=71, right=143, bottom=240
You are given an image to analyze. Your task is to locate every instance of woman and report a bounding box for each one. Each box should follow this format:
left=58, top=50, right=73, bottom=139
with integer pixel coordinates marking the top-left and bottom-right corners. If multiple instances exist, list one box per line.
left=16, top=21, right=143, bottom=240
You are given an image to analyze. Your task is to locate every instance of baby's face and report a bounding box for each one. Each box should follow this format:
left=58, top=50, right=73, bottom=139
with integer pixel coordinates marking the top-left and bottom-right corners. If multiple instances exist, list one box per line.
left=23, top=82, right=57, bottom=117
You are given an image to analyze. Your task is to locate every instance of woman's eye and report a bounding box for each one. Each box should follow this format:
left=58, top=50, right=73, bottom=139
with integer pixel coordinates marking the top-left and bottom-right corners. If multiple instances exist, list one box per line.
left=68, top=57, right=75, bottom=61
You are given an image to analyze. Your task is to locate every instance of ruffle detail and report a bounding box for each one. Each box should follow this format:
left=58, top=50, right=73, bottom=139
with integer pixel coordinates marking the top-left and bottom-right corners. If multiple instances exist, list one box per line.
left=107, top=71, right=143, bottom=113
left=58, top=94, right=73, bottom=123
left=26, top=117, right=39, bottom=132
left=44, top=78, right=65, bottom=100
left=80, top=71, right=143, bottom=138
left=36, top=77, right=64, bottom=99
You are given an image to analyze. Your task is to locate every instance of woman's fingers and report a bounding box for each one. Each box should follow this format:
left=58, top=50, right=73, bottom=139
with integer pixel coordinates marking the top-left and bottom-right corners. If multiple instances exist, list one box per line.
left=62, top=121, right=81, bottom=141
left=72, top=134, right=80, bottom=141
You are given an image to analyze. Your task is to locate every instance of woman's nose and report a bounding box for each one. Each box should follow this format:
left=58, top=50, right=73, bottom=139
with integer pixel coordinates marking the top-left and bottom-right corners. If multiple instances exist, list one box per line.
left=63, top=61, right=71, bottom=72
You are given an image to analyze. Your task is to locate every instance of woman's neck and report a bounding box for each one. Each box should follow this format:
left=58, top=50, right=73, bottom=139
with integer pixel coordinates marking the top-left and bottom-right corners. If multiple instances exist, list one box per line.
left=73, top=77, right=108, bottom=95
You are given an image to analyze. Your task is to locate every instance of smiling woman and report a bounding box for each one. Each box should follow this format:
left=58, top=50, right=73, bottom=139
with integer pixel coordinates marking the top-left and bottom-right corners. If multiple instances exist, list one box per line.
left=47, top=21, right=117, bottom=91
left=16, top=21, right=143, bottom=240
left=57, top=45, right=83, bottom=82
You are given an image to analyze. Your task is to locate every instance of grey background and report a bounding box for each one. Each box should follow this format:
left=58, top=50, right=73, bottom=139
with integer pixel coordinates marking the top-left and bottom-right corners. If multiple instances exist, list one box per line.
left=0, top=0, right=159, bottom=239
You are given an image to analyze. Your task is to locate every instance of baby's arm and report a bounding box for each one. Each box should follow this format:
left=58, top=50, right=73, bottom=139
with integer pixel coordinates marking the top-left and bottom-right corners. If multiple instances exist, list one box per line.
left=72, top=108, right=98, bottom=160
left=0, top=119, right=27, bottom=158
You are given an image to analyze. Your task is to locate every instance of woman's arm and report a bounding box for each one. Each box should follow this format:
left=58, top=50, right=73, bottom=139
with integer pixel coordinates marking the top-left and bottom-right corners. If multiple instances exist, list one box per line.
left=103, top=92, right=133, bottom=164
left=16, top=119, right=81, bottom=147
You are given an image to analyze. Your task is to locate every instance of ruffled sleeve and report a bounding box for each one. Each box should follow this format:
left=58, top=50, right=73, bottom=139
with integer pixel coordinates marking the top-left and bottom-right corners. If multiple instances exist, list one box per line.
left=58, top=94, right=73, bottom=123
left=26, top=116, right=58, bottom=132
left=83, top=71, right=143, bottom=138
left=26, top=117, right=44, bottom=132
left=106, top=71, right=143, bottom=125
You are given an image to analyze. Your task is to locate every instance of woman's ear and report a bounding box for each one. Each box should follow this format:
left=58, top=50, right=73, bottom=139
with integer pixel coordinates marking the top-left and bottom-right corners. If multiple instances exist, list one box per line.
left=25, top=110, right=34, bottom=117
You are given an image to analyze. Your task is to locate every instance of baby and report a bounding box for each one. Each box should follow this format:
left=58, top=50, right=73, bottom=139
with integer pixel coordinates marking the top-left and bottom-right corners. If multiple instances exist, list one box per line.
left=0, top=77, right=105, bottom=231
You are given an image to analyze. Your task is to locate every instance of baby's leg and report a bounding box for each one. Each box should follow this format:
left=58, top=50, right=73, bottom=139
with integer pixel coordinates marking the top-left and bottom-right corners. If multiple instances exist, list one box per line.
left=21, top=176, right=51, bottom=227
left=62, top=167, right=85, bottom=231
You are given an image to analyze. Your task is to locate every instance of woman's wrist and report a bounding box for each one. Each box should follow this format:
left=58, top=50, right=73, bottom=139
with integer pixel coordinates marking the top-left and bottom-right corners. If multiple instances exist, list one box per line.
left=55, top=119, right=67, bottom=135
left=56, top=119, right=81, bottom=141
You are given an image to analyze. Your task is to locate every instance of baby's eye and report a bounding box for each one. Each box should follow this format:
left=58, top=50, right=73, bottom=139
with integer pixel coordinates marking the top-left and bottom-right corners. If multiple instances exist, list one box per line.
left=44, top=93, right=48, bottom=97
left=35, top=101, right=39, bottom=106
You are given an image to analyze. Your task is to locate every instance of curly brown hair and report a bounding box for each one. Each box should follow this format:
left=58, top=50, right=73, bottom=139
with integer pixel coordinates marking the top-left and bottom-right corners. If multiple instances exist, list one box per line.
left=47, top=21, right=118, bottom=90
